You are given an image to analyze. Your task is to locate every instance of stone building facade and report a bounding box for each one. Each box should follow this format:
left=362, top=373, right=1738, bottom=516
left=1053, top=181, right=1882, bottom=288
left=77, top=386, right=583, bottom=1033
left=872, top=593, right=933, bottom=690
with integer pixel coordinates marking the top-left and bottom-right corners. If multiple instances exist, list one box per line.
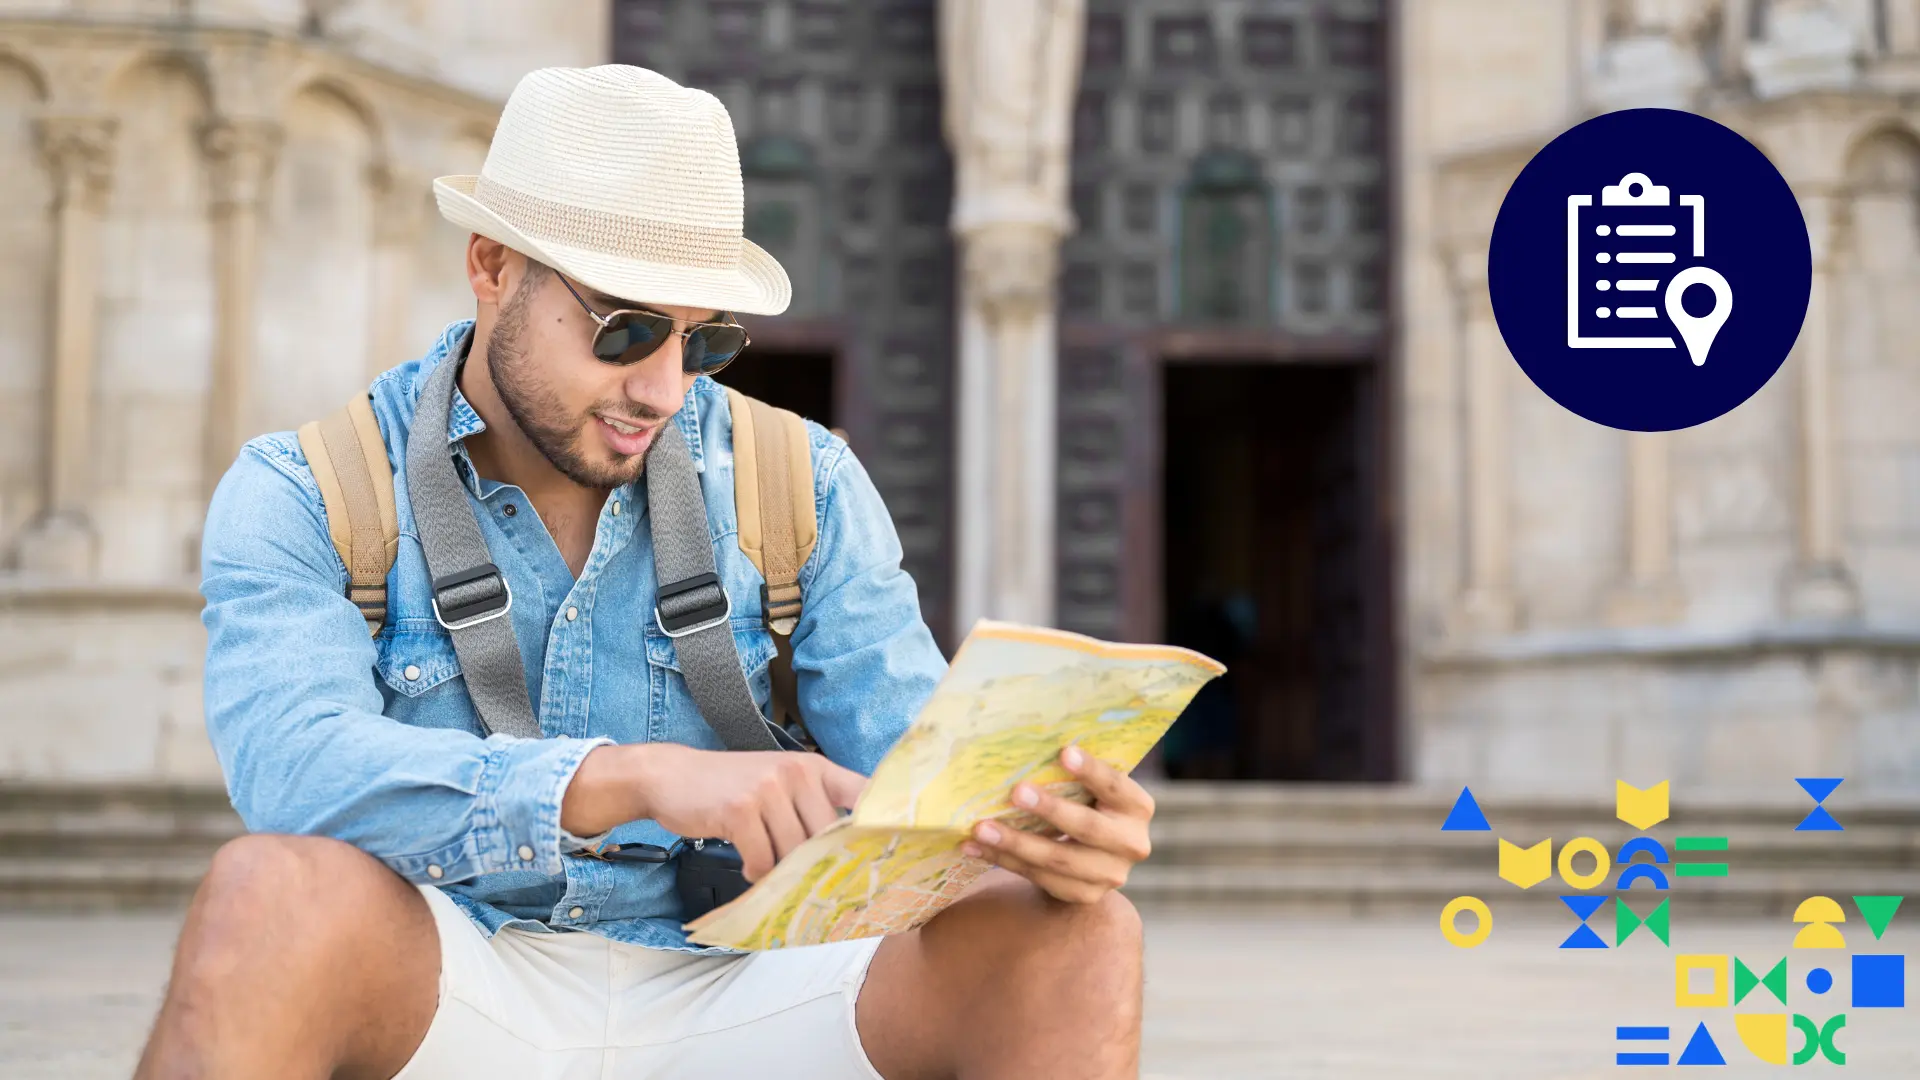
left=3, top=0, right=1919, bottom=801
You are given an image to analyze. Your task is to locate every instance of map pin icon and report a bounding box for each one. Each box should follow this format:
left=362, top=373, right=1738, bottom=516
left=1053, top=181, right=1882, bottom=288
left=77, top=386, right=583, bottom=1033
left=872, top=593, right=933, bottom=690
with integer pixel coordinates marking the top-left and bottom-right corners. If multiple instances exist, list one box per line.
left=1664, top=266, right=1732, bottom=366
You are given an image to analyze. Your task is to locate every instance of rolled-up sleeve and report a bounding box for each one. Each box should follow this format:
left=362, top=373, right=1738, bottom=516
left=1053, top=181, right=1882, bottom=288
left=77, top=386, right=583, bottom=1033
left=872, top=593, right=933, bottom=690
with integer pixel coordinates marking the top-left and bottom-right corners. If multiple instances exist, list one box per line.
left=790, top=440, right=948, bottom=776
left=200, top=440, right=611, bottom=884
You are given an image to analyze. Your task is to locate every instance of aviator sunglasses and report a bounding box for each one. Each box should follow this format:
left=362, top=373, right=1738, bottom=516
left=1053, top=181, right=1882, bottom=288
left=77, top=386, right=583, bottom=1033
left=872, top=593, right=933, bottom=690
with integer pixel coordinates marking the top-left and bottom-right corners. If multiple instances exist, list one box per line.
left=557, top=273, right=751, bottom=376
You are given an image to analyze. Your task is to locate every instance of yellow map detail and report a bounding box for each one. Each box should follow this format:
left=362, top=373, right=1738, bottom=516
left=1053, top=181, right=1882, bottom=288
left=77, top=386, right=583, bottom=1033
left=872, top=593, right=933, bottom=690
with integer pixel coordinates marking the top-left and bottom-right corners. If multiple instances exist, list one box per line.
left=684, top=620, right=1224, bottom=950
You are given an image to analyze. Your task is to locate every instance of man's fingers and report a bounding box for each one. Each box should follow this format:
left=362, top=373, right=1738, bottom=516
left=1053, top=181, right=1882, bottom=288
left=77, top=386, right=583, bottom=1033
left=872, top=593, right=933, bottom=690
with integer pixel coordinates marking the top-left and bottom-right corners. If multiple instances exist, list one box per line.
left=963, top=837, right=1120, bottom=905
left=1013, top=783, right=1150, bottom=862
left=792, top=779, right=840, bottom=840
left=729, top=814, right=776, bottom=882
left=818, top=760, right=868, bottom=811
left=971, top=821, right=1131, bottom=892
left=760, top=791, right=809, bottom=866
left=1061, top=745, right=1153, bottom=818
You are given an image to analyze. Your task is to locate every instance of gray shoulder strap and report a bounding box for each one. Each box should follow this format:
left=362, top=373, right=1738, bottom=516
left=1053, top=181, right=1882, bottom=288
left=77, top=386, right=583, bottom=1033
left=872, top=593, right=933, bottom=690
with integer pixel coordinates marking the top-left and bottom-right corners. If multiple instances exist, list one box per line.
left=646, top=420, right=782, bottom=752
left=406, top=347, right=543, bottom=740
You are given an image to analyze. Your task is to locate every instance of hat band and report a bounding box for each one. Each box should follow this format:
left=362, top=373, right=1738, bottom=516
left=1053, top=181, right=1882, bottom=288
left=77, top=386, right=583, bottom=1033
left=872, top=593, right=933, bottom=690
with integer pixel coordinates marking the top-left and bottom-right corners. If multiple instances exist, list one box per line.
left=473, top=176, right=742, bottom=271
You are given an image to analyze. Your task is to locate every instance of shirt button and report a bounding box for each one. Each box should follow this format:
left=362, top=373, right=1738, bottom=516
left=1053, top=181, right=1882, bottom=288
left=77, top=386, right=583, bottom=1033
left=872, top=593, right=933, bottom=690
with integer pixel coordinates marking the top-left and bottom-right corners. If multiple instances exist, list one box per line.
left=503, top=502, right=518, bottom=517
left=568, top=906, right=585, bottom=919
left=427, top=864, right=444, bottom=879
left=518, top=844, right=535, bottom=861
left=565, top=606, right=579, bottom=622
left=611, top=501, right=621, bottom=516
left=403, top=664, right=421, bottom=681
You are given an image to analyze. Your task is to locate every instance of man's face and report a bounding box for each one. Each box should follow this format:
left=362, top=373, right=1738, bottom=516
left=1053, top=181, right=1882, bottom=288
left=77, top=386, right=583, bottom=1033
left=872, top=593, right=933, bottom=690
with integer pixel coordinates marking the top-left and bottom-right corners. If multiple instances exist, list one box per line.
left=486, top=262, right=720, bottom=490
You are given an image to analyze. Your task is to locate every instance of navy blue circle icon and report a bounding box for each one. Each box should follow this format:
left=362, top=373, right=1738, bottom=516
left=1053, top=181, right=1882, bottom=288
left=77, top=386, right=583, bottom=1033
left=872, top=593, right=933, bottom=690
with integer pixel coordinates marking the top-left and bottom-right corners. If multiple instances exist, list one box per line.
left=1487, top=109, right=1812, bottom=432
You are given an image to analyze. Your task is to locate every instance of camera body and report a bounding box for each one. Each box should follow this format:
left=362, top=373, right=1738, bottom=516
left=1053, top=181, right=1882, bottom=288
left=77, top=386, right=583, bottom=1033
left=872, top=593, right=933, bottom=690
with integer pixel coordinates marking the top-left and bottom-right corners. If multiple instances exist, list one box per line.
left=674, top=838, right=751, bottom=920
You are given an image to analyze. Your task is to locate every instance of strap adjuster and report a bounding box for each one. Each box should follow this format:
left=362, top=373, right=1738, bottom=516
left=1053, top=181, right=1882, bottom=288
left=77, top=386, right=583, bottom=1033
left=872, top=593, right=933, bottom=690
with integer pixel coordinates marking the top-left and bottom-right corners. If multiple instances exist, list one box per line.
left=656, top=572, right=731, bottom=638
left=431, top=562, right=513, bottom=630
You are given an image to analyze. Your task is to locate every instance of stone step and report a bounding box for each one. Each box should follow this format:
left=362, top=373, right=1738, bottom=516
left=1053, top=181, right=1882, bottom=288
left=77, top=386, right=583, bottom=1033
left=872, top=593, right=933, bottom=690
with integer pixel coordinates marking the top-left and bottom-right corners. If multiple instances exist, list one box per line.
left=1122, top=864, right=1920, bottom=918
left=0, top=854, right=213, bottom=912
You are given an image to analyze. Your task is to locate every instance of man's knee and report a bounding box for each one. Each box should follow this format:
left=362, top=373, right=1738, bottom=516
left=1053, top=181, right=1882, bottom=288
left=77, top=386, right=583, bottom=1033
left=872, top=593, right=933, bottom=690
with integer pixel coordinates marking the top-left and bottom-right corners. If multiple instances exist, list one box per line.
left=192, top=834, right=408, bottom=944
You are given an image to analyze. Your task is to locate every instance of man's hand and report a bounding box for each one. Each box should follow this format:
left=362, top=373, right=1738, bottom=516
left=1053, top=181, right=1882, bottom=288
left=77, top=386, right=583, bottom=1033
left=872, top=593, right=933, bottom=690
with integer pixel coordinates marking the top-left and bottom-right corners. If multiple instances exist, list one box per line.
left=564, top=743, right=867, bottom=882
left=960, top=744, right=1154, bottom=904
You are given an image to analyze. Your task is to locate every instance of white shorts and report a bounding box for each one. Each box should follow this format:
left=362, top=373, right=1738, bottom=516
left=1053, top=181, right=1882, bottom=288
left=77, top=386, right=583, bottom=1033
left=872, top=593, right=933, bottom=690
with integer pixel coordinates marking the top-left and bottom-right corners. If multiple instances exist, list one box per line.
left=393, top=882, right=887, bottom=1080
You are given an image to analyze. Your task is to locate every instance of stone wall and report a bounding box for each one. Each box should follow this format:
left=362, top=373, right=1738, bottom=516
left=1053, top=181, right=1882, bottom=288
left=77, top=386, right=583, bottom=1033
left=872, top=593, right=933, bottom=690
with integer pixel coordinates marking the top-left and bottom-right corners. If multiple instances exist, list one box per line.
left=0, top=4, right=604, bottom=781
left=1401, top=0, right=1920, bottom=798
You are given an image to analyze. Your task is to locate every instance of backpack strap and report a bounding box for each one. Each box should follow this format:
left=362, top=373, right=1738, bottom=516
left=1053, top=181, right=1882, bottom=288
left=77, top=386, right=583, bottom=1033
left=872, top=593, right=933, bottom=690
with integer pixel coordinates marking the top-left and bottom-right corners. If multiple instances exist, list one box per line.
left=725, top=388, right=817, bottom=741
left=297, top=393, right=399, bottom=636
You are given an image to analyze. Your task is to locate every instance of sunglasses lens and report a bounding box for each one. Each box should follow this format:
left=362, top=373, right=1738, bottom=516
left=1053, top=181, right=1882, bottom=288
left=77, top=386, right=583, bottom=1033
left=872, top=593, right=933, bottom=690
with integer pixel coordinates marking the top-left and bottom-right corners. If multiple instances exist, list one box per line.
left=682, top=325, right=749, bottom=374
left=594, top=312, right=676, bottom=364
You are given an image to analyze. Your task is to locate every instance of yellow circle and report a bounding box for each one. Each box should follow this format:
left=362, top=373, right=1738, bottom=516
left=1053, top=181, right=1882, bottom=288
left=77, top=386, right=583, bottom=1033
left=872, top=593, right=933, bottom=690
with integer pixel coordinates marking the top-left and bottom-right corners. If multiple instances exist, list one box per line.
left=1441, top=896, right=1493, bottom=948
left=1558, top=836, right=1612, bottom=889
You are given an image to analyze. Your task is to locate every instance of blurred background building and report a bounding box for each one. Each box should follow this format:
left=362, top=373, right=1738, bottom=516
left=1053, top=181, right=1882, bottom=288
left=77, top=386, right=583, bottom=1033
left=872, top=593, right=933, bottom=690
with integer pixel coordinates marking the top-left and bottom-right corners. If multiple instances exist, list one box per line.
left=3, top=0, right=1920, bottom=826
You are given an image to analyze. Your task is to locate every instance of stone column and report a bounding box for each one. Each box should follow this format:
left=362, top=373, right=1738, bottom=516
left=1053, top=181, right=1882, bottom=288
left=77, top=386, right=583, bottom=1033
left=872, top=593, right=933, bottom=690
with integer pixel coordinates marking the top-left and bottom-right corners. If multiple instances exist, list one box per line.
left=940, top=0, right=1085, bottom=634
left=368, top=165, right=427, bottom=381
left=15, top=115, right=117, bottom=577
left=1606, top=431, right=1684, bottom=623
left=1447, top=246, right=1517, bottom=636
left=1784, top=188, right=1859, bottom=618
left=200, top=118, right=280, bottom=499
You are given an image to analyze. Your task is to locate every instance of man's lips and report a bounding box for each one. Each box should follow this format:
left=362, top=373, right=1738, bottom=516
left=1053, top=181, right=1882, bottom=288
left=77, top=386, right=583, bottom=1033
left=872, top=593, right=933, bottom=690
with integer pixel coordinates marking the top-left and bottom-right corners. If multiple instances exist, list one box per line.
left=595, top=414, right=657, bottom=456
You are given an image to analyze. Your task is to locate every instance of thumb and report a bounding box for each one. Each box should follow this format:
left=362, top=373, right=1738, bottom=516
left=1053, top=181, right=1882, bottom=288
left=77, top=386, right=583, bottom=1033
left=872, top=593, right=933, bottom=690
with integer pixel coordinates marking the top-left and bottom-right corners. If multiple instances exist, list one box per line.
left=820, top=760, right=869, bottom=811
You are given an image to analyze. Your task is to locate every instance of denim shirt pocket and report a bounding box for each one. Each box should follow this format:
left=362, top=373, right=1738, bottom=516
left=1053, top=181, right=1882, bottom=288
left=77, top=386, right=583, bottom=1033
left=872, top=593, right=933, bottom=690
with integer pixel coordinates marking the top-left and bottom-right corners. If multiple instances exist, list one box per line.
left=643, top=619, right=779, bottom=748
left=376, top=625, right=465, bottom=697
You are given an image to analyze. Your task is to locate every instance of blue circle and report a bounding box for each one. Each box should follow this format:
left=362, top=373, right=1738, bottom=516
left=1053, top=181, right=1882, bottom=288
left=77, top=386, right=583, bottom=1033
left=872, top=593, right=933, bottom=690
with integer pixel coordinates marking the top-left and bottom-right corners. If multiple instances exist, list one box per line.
left=1487, top=109, right=1811, bottom=432
left=1807, top=967, right=1833, bottom=995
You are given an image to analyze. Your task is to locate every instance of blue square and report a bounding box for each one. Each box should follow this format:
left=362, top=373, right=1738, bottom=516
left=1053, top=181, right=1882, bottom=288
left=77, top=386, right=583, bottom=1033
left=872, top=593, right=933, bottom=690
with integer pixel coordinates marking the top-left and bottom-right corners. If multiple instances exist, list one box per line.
left=1851, top=954, right=1905, bottom=1009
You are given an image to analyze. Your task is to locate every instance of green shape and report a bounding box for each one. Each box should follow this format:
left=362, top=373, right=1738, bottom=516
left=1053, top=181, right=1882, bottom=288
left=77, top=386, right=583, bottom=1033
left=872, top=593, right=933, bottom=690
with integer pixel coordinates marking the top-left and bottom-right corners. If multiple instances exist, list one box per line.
left=1616, top=897, right=1670, bottom=945
left=1674, top=836, right=1729, bottom=851
left=1735, top=957, right=1788, bottom=1005
left=1854, top=895, right=1903, bottom=940
left=1675, top=863, right=1729, bottom=877
left=1792, top=1014, right=1846, bottom=1066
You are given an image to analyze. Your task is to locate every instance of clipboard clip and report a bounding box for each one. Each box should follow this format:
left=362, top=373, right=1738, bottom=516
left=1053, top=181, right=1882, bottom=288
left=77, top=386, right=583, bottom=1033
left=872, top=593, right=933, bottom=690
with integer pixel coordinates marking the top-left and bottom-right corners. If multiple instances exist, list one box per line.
left=1601, top=172, right=1670, bottom=207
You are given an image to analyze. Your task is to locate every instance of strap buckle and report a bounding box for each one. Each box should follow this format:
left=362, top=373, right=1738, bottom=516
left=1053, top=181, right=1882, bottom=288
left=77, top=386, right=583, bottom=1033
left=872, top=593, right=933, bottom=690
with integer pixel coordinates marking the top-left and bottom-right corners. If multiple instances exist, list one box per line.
left=431, top=562, right=514, bottom=630
left=656, top=572, right=732, bottom=638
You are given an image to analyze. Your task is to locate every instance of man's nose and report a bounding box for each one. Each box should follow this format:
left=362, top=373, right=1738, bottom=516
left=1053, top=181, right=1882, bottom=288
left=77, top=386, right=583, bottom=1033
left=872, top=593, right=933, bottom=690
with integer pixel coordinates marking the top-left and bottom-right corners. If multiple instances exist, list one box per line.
left=619, top=330, right=687, bottom=411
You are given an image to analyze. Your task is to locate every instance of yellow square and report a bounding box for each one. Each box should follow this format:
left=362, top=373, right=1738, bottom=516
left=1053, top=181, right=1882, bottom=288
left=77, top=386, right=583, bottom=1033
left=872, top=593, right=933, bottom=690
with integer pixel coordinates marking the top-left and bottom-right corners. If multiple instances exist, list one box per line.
left=1675, top=954, right=1729, bottom=1007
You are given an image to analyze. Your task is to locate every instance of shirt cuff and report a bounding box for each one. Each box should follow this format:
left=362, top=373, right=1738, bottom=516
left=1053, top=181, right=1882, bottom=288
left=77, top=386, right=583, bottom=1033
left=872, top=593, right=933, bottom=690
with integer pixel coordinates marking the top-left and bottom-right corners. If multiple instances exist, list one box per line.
left=474, top=734, right=616, bottom=876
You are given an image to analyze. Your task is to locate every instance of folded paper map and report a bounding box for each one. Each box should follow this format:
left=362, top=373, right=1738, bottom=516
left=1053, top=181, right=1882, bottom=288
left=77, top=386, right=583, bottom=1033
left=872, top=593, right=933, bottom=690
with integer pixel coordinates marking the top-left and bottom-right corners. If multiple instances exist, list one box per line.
left=683, top=619, right=1225, bottom=950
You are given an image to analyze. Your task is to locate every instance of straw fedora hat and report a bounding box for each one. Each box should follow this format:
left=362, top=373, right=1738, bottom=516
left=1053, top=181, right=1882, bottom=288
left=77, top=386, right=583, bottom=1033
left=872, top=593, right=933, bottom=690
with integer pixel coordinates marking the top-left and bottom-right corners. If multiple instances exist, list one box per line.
left=434, top=65, right=791, bottom=316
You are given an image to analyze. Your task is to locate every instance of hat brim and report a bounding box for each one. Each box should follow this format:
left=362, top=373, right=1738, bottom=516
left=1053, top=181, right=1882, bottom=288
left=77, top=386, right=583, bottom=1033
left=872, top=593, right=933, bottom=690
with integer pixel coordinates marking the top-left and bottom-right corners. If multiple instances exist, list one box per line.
left=432, top=175, right=792, bottom=317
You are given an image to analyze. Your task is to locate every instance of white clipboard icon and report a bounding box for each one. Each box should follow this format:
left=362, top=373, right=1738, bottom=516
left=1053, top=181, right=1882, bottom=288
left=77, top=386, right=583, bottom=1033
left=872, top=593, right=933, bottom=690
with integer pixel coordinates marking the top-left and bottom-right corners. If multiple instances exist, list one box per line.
left=1567, top=172, right=1707, bottom=350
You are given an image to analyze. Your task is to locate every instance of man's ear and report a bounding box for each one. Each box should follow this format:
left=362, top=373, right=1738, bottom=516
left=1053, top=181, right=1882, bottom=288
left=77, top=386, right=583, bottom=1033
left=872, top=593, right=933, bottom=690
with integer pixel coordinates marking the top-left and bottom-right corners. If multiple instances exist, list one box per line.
left=467, top=235, right=513, bottom=307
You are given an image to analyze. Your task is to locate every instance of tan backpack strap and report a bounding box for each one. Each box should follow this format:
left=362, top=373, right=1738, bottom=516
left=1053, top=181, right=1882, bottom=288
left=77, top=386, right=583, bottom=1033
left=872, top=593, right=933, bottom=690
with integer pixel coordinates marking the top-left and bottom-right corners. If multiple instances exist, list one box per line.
left=296, top=392, right=399, bottom=636
left=727, top=387, right=817, bottom=736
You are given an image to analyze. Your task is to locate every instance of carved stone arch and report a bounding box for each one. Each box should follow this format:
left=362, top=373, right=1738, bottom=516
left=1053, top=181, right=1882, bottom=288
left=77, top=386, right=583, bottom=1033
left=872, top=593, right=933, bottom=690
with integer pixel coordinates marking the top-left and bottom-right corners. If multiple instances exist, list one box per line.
left=1839, top=122, right=1920, bottom=269
left=280, top=75, right=390, bottom=172
left=102, top=50, right=214, bottom=115
left=1842, top=121, right=1920, bottom=192
left=0, top=49, right=50, bottom=104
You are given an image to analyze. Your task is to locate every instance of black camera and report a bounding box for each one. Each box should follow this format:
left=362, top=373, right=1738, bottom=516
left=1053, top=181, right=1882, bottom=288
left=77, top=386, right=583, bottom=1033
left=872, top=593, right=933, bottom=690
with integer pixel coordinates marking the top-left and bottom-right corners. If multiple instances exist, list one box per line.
left=567, top=837, right=749, bottom=920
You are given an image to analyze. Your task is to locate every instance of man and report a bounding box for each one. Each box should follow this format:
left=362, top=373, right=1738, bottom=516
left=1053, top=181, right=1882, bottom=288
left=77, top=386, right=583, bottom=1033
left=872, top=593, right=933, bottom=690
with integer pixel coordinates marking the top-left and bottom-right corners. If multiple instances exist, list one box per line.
left=136, top=66, right=1154, bottom=1079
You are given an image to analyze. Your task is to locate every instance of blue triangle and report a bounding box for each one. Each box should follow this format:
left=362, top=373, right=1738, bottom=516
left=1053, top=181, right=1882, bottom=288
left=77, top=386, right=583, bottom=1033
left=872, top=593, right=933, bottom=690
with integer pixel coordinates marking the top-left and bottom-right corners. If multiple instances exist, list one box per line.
left=1676, top=1022, right=1726, bottom=1065
left=1441, top=786, right=1492, bottom=831
left=1562, top=895, right=1607, bottom=921
left=1561, top=923, right=1609, bottom=949
left=1796, top=777, right=1843, bottom=804
left=1796, top=806, right=1845, bottom=832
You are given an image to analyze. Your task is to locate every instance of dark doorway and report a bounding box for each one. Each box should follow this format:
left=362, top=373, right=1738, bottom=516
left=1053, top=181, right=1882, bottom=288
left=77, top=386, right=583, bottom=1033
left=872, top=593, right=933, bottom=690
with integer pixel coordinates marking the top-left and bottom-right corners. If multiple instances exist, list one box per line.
left=714, top=350, right=837, bottom=432
left=1158, top=362, right=1386, bottom=782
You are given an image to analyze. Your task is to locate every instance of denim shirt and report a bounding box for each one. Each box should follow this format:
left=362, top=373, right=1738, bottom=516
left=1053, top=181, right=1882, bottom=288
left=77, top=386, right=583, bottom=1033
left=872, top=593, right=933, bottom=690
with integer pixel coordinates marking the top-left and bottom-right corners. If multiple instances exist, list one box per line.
left=200, top=321, right=947, bottom=953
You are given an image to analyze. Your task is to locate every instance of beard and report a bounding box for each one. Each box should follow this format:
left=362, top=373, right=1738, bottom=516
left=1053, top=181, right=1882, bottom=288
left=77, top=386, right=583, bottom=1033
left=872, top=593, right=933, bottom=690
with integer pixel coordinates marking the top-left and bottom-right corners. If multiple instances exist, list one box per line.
left=485, top=276, right=662, bottom=491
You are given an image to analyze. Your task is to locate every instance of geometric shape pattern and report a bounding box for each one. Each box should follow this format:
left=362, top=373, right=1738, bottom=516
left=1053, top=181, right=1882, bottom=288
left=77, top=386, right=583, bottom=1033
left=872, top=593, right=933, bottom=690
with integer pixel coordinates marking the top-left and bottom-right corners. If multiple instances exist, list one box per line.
left=1440, top=895, right=1493, bottom=949
left=1851, top=954, right=1905, bottom=1008
left=1735, top=957, right=1788, bottom=1005
left=1619, top=836, right=1670, bottom=864
left=1676, top=1021, right=1727, bottom=1066
left=1792, top=1013, right=1846, bottom=1065
left=1676, top=954, right=1730, bottom=1007
left=1499, top=838, right=1552, bottom=890
left=1793, top=896, right=1848, bottom=949
left=1619, top=897, right=1671, bottom=946
left=1735, top=1013, right=1790, bottom=1066
left=1673, top=837, right=1730, bottom=877
left=1562, top=895, right=1609, bottom=949
left=1807, top=967, right=1834, bottom=995
left=1618, top=864, right=1671, bottom=891
left=1616, top=1025, right=1670, bottom=1066
left=1854, top=895, right=1903, bottom=941
left=1617, top=780, right=1671, bottom=830
left=1558, top=836, right=1611, bottom=890
left=1442, top=786, right=1491, bottom=831
left=1795, top=778, right=1844, bottom=832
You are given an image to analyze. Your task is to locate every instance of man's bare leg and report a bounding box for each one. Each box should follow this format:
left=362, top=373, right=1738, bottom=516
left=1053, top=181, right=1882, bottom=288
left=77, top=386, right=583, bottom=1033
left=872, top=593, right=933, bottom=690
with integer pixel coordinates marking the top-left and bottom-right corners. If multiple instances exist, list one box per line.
left=133, top=834, right=440, bottom=1080
left=856, top=870, right=1145, bottom=1080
